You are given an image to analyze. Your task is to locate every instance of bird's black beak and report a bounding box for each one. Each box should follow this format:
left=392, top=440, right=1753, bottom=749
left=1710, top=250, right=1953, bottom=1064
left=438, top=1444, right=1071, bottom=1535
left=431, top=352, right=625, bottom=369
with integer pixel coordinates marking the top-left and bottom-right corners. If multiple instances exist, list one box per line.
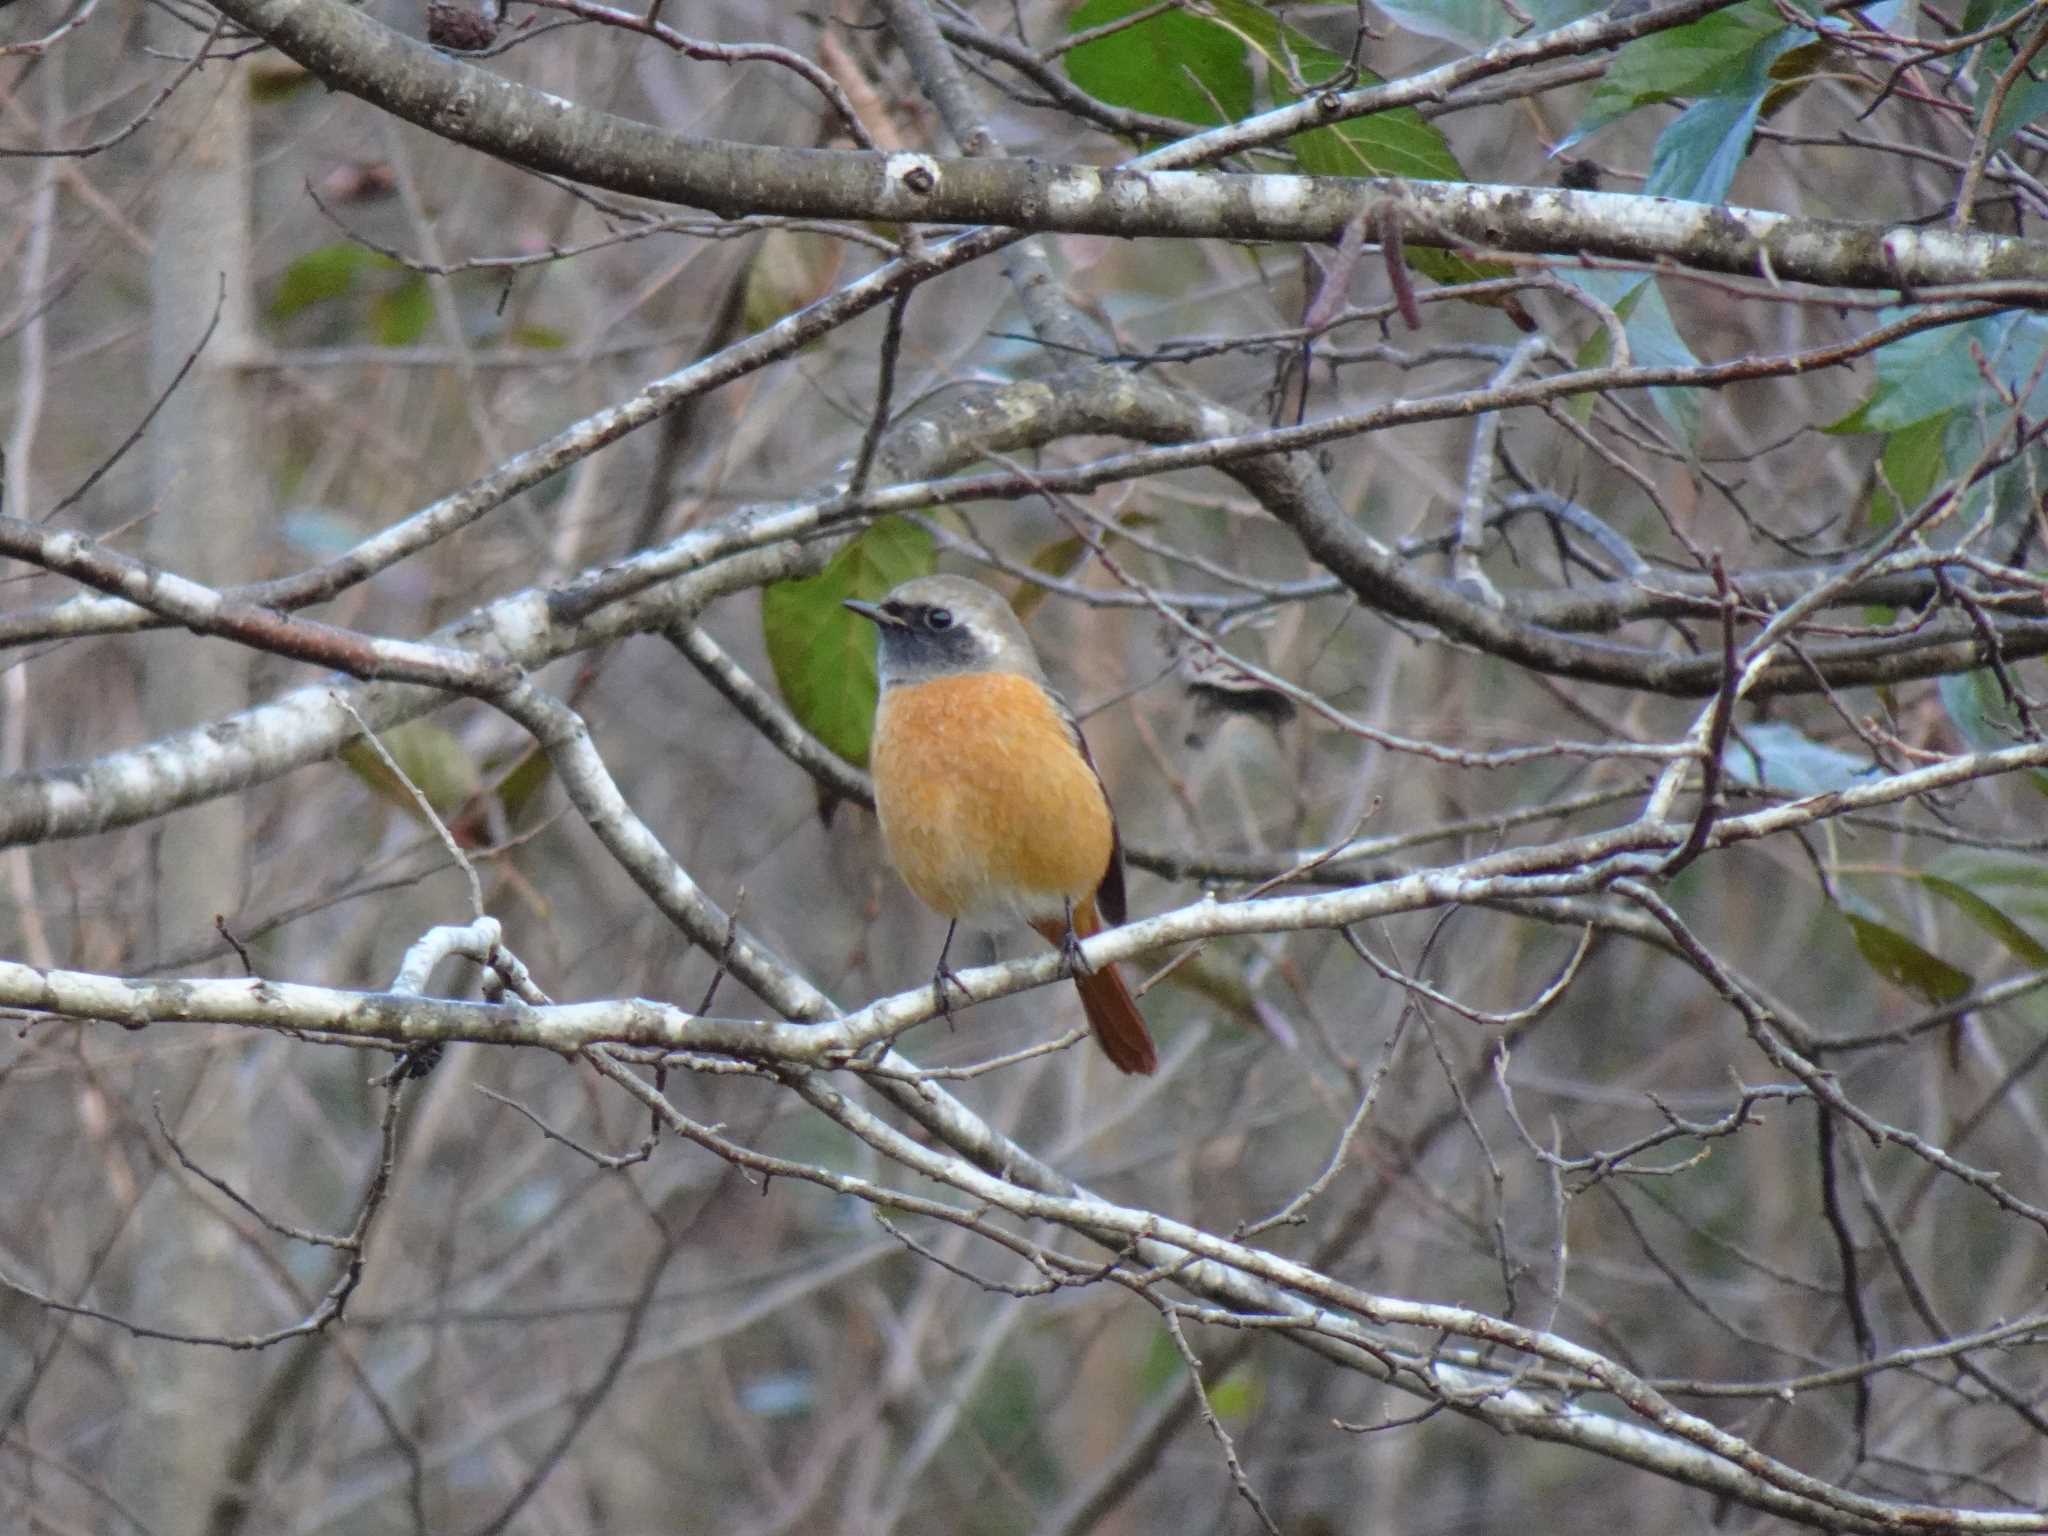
left=843, top=598, right=897, bottom=626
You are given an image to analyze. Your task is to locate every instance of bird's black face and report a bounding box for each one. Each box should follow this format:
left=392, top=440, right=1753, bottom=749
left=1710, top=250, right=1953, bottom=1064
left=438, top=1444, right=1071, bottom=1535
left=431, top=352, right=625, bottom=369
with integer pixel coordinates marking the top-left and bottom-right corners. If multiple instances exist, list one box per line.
left=844, top=575, right=1041, bottom=687
left=845, top=595, right=990, bottom=680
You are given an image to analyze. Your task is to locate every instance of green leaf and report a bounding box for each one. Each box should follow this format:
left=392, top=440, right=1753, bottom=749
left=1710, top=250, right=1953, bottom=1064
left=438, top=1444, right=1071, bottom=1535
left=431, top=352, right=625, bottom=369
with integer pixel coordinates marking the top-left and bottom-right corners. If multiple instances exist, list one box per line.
left=1951, top=0, right=2048, bottom=142
left=269, top=243, right=375, bottom=321
left=1930, top=853, right=2048, bottom=947
left=279, top=506, right=362, bottom=560
left=1202, top=0, right=1507, bottom=291
left=1286, top=103, right=1470, bottom=186
left=1837, top=894, right=1975, bottom=1006
left=1962, top=0, right=2023, bottom=30
left=1917, top=873, right=2048, bottom=968
left=1133, top=1330, right=1266, bottom=1420
left=1963, top=313, right=2048, bottom=414
left=493, top=745, right=555, bottom=824
left=1566, top=273, right=1702, bottom=444
left=1942, top=667, right=2022, bottom=754
left=1762, top=36, right=1833, bottom=116
left=1617, top=279, right=1701, bottom=444
left=1569, top=275, right=1629, bottom=420
left=1206, top=1364, right=1264, bottom=1423
left=248, top=60, right=314, bottom=104
left=1374, top=0, right=1604, bottom=51
left=1869, top=411, right=1951, bottom=522
left=1644, top=90, right=1767, bottom=204
left=1641, top=25, right=1808, bottom=204
left=1834, top=314, right=2048, bottom=555
left=1573, top=0, right=1789, bottom=139
left=1566, top=0, right=1822, bottom=205
left=370, top=274, right=432, bottom=347
left=762, top=519, right=936, bottom=767
left=1979, top=35, right=2048, bottom=151
left=1720, top=720, right=1876, bottom=795
left=1064, top=0, right=1254, bottom=127
left=1939, top=668, right=2048, bottom=794
left=1202, top=0, right=1463, bottom=180
left=1830, top=311, right=2048, bottom=433
left=1014, top=535, right=1090, bottom=622
left=507, top=324, right=569, bottom=350
left=342, top=720, right=481, bottom=820
left=1844, top=912, right=1975, bottom=1004
left=1067, top=0, right=1512, bottom=299
left=1287, top=102, right=1505, bottom=291
left=1136, top=1329, right=1181, bottom=1398
left=1012, top=513, right=1156, bottom=619
left=965, top=1354, right=1061, bottom=1498
left=742, top=229, right=848, bottom=336
left=1829, top=319, right=2004, bottom=433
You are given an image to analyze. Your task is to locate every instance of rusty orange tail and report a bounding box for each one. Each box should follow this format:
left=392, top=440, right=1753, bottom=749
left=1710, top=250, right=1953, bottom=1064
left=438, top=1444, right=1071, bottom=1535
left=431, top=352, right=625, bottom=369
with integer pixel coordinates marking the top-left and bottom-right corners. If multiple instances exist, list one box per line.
left=1034, top=903, right=1158, bottom=1075
left=1074, top=961, right=1158, bottom=1075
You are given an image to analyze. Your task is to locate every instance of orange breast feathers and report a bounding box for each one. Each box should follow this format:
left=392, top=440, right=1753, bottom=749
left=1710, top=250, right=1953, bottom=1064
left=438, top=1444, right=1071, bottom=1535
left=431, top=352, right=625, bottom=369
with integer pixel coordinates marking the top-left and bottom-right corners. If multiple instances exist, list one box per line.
left=871, top=672, right=1116, bottom=930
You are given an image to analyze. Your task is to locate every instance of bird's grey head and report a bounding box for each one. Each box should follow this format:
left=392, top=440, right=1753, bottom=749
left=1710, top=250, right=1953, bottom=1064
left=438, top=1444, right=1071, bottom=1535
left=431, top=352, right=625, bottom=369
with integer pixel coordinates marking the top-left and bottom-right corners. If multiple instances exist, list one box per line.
left=844, top=575, right=1044, bottom=687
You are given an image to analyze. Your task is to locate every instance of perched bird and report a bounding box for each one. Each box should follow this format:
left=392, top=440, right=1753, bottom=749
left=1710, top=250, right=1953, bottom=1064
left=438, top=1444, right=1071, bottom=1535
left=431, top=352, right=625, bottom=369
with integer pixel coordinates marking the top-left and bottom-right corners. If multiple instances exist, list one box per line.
left=844, top=575, right=1158, bottom=1074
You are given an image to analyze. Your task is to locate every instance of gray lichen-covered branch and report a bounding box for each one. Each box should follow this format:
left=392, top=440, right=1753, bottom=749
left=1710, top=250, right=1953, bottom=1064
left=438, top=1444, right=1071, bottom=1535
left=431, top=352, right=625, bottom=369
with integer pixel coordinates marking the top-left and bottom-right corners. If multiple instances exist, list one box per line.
left=210, top=0, right=2048, bottom=297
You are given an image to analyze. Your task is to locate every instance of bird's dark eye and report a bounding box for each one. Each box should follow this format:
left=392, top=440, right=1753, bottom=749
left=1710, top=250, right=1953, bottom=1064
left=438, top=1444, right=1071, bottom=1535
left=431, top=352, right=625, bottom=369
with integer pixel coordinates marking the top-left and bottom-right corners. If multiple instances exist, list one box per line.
left=924, top=607, right=954, bottom=631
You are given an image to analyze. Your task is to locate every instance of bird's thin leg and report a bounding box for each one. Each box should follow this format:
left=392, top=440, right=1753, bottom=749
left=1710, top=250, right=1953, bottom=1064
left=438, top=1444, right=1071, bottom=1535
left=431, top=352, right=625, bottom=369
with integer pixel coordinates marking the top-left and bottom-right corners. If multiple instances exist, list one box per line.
left=1057, top=898, right=1092, bottom=976
left=931, top=919, right=966, bottom=1024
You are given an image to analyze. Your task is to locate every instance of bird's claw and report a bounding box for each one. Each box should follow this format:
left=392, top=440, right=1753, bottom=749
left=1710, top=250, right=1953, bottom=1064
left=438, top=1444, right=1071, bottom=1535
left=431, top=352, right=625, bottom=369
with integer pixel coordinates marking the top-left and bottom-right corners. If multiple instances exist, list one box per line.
left=931, top=963, right=968, bottom=1028
left=1057, top=926, right=1093, bottom=978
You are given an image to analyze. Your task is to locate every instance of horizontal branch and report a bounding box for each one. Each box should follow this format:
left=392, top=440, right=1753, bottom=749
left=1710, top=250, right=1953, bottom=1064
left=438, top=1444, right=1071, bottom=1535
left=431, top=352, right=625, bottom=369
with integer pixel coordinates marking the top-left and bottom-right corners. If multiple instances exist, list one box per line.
left=0, top=535, right=804, bottom=848
left=11, top=731, right=2048, bottom=1524
left=0, top=518, right=515, bottom=691
left=588, top=1063, right=1975, bottom=1532
left=8, top=907, right=2044, bottom=1529
left=10, top=734, right=2043, bottom=1051
left=4, top=395, right=2043, bottom=850
left=776, top=1071, right=2045, bottom=1533
left=212, top=0, right=2048, bottom=297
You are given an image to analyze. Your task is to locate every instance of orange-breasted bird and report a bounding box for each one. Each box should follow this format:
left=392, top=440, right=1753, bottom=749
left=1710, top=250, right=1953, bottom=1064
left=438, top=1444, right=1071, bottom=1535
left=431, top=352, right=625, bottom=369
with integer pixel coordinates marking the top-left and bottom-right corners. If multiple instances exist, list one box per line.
left=845, top=575, right=1159, bottom=1075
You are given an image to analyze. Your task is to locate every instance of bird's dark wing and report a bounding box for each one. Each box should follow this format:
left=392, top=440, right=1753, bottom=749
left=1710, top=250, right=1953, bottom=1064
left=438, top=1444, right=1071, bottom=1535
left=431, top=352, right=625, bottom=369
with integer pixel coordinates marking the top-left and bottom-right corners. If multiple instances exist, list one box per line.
left=1059, top=698, right=1127, bottom=927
